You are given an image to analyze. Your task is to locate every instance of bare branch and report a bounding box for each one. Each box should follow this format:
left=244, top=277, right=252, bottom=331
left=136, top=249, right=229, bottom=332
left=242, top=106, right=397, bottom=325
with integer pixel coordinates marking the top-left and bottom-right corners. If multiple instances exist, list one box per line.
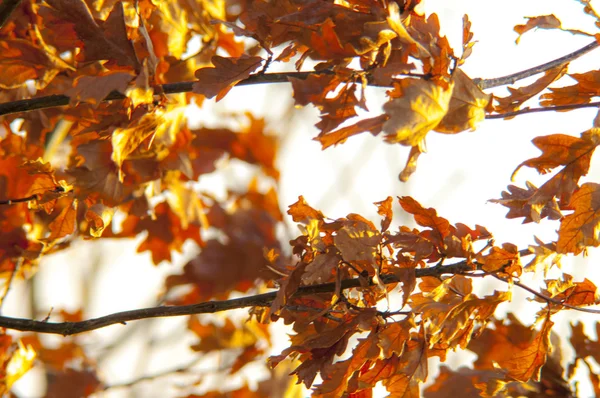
left=475, top=40, right=600, bottom=89
left=0, top=258, right=476, bottom=336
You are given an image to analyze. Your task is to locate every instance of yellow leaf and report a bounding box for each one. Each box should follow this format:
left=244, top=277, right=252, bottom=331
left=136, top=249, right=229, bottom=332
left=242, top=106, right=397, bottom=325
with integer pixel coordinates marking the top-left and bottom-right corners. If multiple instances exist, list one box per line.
left=383, top=78, right=453, bottom=146
left=5, top=340, right=36, bottom=390
left=435, top=69, right=491, bottom=133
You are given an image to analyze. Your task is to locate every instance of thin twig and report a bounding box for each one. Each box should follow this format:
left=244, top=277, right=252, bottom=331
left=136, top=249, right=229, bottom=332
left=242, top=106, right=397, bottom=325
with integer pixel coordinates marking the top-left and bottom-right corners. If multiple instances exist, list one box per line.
left=0, top=0, right=21, bottom=29
left=475, top=40, right=600, bottom=89
left=492, top=274, right=600, bottom=314
left=0, top=258, right=480, bottom=336
left=485, top=101, right=600, bottom=119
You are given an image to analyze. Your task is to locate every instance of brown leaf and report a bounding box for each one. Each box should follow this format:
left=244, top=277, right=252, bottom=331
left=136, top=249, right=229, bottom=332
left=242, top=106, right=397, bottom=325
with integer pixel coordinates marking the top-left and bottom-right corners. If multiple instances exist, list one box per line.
left=514, top=15, right=592, bottom=44
left=66, top=71, right=134, bottom=106
left=476, top=243, right=521, bottom=275
left=495, top=65, right=567, bottom=113
left=67, top=139, right=133, bottom=206
left=514, top=15, right=562, bottom=43
left=45, top=0, right=139, bottom=68
left=424, top=366, right=508, bottom=398
left=512, top=129, right=600, bottom=207
left=0, top=39, right=69, bottom=89
left=193, top=55, right=263, bottom=101
left=47, top=199, right=77, bottom=242
left=490, top=182, right=562, bottom=223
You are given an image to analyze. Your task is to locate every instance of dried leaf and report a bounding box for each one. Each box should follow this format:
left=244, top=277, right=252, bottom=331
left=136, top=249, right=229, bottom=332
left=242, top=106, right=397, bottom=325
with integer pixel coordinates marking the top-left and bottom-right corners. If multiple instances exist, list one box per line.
left=383, top=78, right=454, bottom=146
left=435, top=69, right=491, bottom=133
left=193, top=55, right=263, bottom=101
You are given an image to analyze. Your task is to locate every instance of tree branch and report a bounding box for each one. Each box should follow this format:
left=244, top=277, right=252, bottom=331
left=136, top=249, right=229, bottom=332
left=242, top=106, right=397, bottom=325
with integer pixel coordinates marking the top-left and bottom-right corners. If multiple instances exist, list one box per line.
left=0, top=0, right=21, bottom=29
left=1, top=39, right=598, bottom=117
left=475, top=39, right=599, bottom=89
left=485, top=101, right=600, bottom=119
left=0, top=259, right=473, bottom=336
left=0, top=71, right=338, bottom=117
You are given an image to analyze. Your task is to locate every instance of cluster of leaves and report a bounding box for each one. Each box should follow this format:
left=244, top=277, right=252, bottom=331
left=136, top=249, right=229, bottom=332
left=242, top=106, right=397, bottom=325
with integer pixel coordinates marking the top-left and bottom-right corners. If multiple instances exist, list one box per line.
left=2, top=0, right=600, bottom=396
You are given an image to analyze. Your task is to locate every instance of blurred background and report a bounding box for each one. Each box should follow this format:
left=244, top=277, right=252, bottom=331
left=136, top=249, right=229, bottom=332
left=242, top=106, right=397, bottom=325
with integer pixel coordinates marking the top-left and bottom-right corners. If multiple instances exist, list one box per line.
left=5, top=0, right=600, bottom=396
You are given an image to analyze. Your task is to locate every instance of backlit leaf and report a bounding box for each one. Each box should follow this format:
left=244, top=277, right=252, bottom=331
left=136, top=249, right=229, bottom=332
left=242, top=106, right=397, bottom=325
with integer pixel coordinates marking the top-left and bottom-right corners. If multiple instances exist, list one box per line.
left=383, top=78, right=454, bottom=146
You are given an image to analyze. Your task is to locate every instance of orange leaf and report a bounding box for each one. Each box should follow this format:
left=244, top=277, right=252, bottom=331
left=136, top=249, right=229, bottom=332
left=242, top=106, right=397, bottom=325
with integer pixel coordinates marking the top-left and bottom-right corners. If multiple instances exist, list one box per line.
left=557, top=182, right=600, bottom=254
left=47, top=199, right=77, bottom=242
left=315, top=115, right=387, bottom=149
left=495, top=65, right=567, bottom=113
left=287, top=196, right=325, bottom=223
left=374, top=196, right=393, bottom=232
left=514, top=15, right=562, bottom=43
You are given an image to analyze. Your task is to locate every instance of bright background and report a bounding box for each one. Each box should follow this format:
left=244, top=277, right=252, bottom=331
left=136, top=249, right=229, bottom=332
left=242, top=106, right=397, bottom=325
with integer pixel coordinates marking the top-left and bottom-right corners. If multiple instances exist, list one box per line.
left=6, top=0, right=600, bottom=396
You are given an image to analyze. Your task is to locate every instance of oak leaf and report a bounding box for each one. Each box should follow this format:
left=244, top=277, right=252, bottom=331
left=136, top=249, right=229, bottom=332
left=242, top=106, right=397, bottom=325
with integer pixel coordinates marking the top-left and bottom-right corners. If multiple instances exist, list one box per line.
left=46, top=199, right=77, bottom=242
left=45, top=0, right=140, bottom=69
left=315, top=115, right=387, bottom=149
left=476, top=243, right=521, bottom=275
left=193, top=55, right=263, bottom=101
left=66, top=71, right=134, bottom=106
left=514, top=15, right=562, bottom=43
left=512, top=129, right=600, bottom=209
left=490, top=182, right=562, bottom=223
left=68, top=140, right=133, bottom=206
left=411, top=275, right=510, bottom=348
left=469, top=313, right=553, bottom=383
left=119, top=201, right=202, bottom=265
left=541, top=70, right=600, bottom=106
left=557, top=182, right=600, bottom=254
left=333, top=218, right=381, bottom=265
left=0, top=39, right=69, bottom=89
left=514, top=15, right=592, bottom=44
left=495, top=65, right=567, bottom=113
